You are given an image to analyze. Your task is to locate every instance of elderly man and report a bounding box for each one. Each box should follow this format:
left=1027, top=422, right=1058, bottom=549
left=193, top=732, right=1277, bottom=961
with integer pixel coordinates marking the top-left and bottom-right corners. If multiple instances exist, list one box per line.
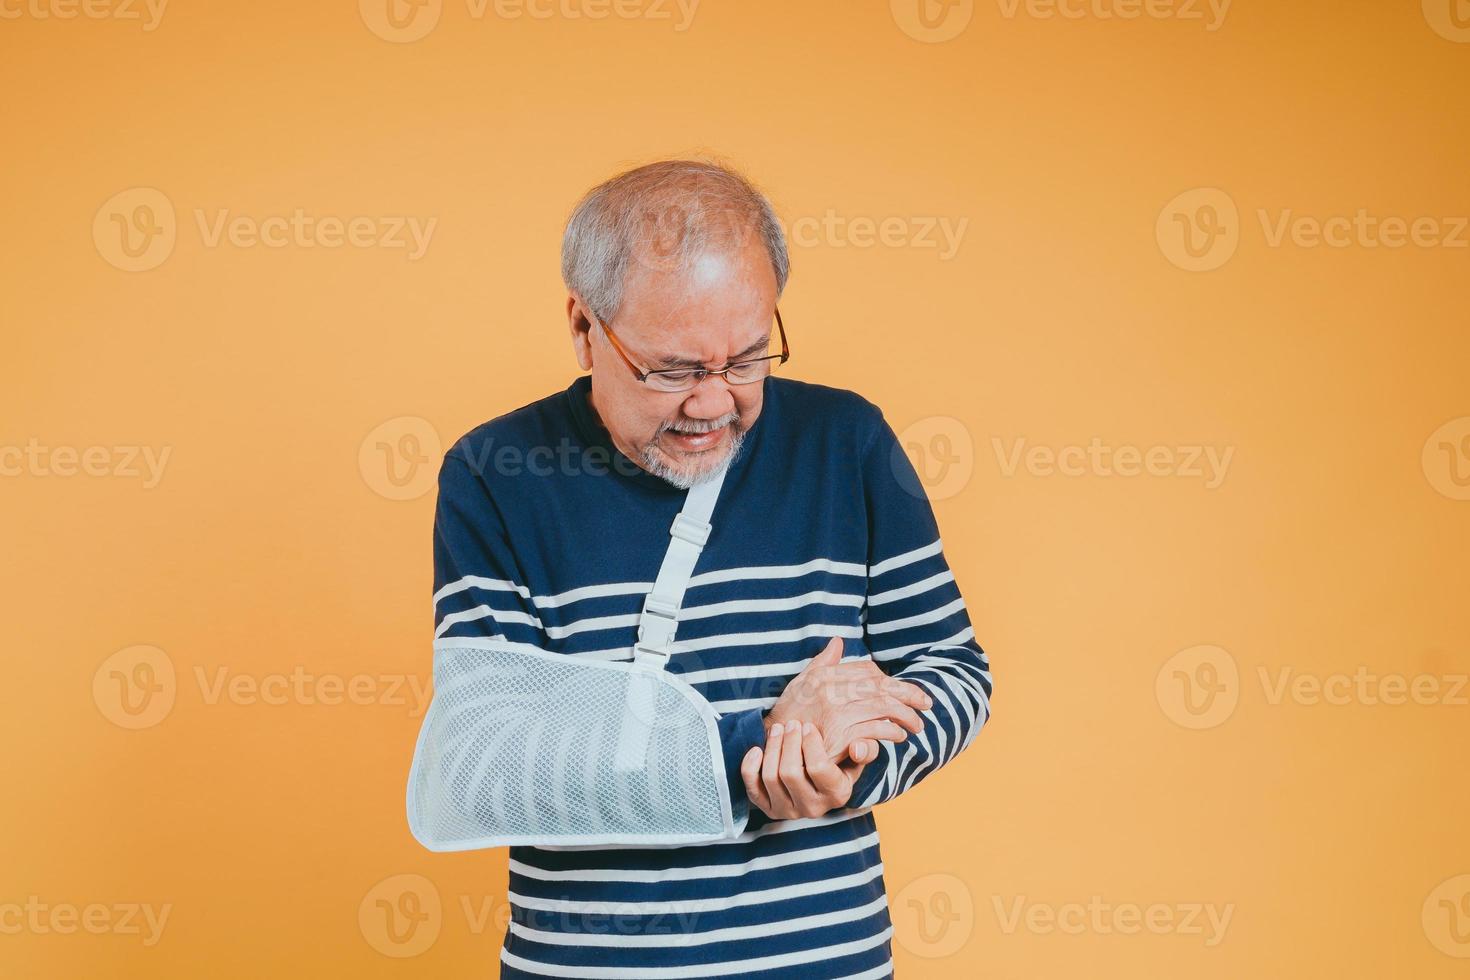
left=413, top=160, right=992, bottom=979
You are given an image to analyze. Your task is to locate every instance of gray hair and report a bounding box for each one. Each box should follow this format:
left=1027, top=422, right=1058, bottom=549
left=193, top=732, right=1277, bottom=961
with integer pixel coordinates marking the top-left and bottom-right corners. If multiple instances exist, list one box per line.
left=560, top=159, right=790, bottom=323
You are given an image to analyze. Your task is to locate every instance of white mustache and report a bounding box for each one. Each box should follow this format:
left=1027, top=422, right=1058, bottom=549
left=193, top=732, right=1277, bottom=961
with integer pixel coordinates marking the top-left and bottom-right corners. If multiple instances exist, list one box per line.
left=662, top=411, right=740, bottom=435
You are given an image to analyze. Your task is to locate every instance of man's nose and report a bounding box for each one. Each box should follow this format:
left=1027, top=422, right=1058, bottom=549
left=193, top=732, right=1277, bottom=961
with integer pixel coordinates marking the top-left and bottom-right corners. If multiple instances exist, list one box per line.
left=679, top=374, right=736, bottom=420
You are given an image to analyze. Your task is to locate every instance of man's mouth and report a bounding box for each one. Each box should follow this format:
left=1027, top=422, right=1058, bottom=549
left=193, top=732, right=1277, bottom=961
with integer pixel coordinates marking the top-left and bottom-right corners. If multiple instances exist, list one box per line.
left=662, top=425, right=728, bottom=453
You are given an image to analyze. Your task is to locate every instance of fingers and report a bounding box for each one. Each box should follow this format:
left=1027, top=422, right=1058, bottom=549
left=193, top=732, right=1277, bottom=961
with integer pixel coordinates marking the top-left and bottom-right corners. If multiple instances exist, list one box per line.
left=777, top=721, right=821, bottom=815
left=848, top=738, right=880, bottom=765
left=843, top=719, right=909, bottom=747
left=839, top=696, right=926, bottom=735
left=754, top=720, right=863, bottom=818
left=884, top=677, right=934, bottom=711
left=800, top=722, right=848, bottom=803
left=760, top=720, right=796, bottom=817
left=804, top=636, right=844, bottom=672
left=740, top=745, right=771, bottom=816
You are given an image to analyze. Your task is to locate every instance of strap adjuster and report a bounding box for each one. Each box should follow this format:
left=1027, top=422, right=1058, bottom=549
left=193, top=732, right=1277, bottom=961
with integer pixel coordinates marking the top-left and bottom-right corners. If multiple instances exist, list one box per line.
left=670, top=513, right=711, bottom=547
left=632, top=641, right=673, bottom=666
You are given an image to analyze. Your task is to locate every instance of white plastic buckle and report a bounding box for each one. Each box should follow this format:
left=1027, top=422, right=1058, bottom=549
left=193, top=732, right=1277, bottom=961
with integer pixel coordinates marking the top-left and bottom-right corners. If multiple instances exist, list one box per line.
left=670, top=513, right=711, bottom=547
left=636, top=598, right=678, bottom=655
left=632, top=641, right=673, bottom=667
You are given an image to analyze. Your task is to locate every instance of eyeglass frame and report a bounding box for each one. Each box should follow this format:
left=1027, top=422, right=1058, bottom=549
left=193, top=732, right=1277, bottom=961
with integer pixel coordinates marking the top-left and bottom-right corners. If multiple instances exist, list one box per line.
left=590, top=306, right=790, bottom=391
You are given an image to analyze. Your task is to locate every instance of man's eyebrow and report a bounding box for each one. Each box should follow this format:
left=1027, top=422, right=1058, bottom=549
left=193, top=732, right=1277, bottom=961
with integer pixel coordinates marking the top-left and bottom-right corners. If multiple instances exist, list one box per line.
left=652, top=335, right=770, bottom=370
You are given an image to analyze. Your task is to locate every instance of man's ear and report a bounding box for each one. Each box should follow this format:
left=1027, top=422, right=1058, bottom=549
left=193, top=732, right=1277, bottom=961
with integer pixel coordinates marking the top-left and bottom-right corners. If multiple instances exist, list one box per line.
left=567, top=292, right=594, bottom=371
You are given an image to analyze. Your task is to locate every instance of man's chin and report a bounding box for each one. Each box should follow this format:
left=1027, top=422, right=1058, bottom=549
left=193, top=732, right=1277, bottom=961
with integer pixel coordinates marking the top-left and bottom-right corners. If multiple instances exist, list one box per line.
left=644, top=428, right=742, bottom=488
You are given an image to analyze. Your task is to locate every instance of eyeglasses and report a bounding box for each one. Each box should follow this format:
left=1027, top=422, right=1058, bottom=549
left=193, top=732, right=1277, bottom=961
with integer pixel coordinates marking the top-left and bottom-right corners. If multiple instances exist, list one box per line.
left=593, top=307, right=790, bottom=393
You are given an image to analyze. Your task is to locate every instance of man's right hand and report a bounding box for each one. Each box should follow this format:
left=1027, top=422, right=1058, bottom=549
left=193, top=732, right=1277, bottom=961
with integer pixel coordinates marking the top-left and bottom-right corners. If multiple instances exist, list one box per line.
left=764, top=637, right=931, bottom=766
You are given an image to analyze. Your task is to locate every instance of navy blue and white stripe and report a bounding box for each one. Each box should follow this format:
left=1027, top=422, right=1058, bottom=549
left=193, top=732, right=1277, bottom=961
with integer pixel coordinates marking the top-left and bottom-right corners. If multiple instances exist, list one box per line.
left=429, top=373, right=992, bottom=979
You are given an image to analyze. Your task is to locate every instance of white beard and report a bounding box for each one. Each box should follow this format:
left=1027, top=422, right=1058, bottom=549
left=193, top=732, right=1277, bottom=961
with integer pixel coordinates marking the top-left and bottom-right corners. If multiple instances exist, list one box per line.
left=641, top=416, right=745, bottom=489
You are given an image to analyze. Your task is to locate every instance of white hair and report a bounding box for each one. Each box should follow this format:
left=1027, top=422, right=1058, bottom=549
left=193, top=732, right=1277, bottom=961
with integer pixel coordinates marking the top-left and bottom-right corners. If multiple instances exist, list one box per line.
left=560, top=158, right=790, bottom=323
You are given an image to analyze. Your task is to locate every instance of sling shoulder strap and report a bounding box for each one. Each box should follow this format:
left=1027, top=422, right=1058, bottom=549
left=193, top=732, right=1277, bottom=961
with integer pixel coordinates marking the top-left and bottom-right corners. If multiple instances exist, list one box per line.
left=612, top=461, right=731, bottom=772
left=631, top=460, right=730, bottom=669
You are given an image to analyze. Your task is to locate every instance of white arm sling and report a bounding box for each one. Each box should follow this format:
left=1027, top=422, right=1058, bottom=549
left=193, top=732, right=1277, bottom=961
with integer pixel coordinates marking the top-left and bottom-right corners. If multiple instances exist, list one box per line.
left=405, top=463, right=738, bottom=851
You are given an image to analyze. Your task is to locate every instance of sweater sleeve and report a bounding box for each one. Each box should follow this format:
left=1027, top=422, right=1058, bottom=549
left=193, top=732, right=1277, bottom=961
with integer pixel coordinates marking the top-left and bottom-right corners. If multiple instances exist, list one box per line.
left=842, top=412, right=993, bottom=810
left=431, top=452, right=544, bottom=644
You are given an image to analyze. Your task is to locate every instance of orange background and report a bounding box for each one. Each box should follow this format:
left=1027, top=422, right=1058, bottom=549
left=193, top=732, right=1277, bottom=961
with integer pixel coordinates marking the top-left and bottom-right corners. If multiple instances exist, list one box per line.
left=3, top=1, right=1469, bottom=977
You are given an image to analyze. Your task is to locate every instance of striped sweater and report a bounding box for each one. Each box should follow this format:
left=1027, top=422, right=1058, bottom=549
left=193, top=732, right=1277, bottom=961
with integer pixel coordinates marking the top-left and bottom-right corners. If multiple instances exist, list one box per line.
left=429, top=373, right=992, bottom=979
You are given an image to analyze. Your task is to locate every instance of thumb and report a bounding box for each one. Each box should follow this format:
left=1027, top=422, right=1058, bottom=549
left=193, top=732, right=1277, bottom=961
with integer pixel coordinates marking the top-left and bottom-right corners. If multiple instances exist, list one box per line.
left=809, top=635, right=844, bottom=669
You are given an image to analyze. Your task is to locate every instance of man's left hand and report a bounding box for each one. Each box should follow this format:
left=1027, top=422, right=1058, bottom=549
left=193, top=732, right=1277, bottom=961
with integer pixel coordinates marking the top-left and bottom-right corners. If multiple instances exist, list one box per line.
left=739, top=719, right=868, bottom=820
